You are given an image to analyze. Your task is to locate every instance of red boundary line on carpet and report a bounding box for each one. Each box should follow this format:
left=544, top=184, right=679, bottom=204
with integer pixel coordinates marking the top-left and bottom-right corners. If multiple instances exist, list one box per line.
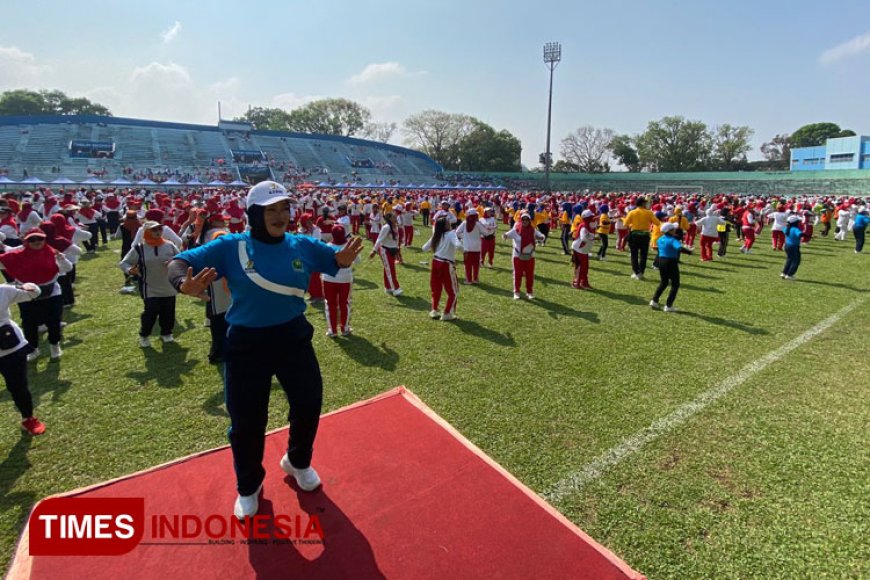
left=7, top=386, right=645, bottom=580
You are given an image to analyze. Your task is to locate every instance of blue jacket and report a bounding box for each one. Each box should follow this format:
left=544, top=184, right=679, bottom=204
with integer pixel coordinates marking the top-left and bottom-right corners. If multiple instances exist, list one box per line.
left=854, top=214, right=869, bottom=229
left=657, top=235, right=682, bottom=259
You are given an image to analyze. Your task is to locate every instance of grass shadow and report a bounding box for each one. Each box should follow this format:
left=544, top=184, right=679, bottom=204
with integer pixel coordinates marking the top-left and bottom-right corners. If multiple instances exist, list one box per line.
left=125, top=342, right=199, bottom=388
left=0, top=434, right=38, bottom=549
left=334, top=336, right=399, bottom=370
left=452, top=319, right=517, bottom=347
left=592, top=288, right=648, bottom=306
left=680, top=283, right=725, bottom=294
left=392, top=294, right=431, bottom=313
left=352, top=278, right=379, bottom=291
left=674, top=311, right=769, bottom=335
left=792, top=279, right=868, bottom=292
left=28, top=358, right=74, bottom=406
left=526, top=296, right=601, bottom=323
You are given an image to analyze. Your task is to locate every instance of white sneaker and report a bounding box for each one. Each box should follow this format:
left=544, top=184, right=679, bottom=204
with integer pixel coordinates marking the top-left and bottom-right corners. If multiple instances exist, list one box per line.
left=49, top=344, right=62, bottom=360
left=280, top=454, right=322, bottom=491
left=663, top=305, right=678, bottom=313
left=204, top=318, right=211, bottom=328
left=631, top=274, right=639, bottom=280
left=26, top=351, right=40, bottom=363
left=160, top=334, right=174, bottom=343
left=37, top=324, right=48, bottom=334
left=441, top=312, right=457, bottom=321
left=513, top=292, right=521, bottom=300
left=233, top=484, right=263, bottom=520
left=139, top=336, right=151, bottom=348
left=384, top=289, right=394, bottom=296
left=326, top=330, right=336, bottom=338
left=526, top=293, right=534, bottom=300
left=429, top=310, right=441, bottom=319
left=392, top=288, right=403, bottom=296
left=119, top=286, right=137, bottom=295
left=341, top=327, right=353, bottom=336
left=650, top=300, right=660, bottom=309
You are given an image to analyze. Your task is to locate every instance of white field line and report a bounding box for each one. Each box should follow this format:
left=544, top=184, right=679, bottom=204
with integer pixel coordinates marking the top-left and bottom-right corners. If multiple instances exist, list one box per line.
left=542, top=299, right=864, bottom=504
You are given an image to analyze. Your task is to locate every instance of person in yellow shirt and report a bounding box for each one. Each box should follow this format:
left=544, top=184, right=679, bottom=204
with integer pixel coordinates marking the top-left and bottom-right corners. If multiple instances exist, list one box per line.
left=420, top=198, right=431, bottom=227
left=591, top=204, right=610, bottom=261
left=622, top=197, right=660, bottom=279
left=535, top=204, right=551, bottom=245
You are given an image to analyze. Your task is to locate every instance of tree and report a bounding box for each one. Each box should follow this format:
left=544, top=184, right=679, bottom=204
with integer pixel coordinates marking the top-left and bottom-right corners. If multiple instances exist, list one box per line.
left=455, top=120, right=522, bottom=172
left=0, top=89, right=112, bottom=117
left=361, top=121, right=397, bottom=143
left=286, top=98, right=371, bottom=136
left=609, top=134, right=641, bottom=172
left=760, top=134, right=791, bottom=170
left=552, top=159, right=580, bottom=172
left=635, top=116, right=712, bottom=172
left=402, top=110, right=475, bottom=169
left=559, top=126, right=614, bottom=173
left=710, top=124, right=754, bottom=170
left=235, top=107, right=292, bottom=131
left=789, top=123, right=856, bottom=148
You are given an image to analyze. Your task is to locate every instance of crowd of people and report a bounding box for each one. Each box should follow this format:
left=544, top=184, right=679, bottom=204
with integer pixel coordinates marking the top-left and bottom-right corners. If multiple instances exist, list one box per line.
left=0, top=183, right=865, bottom=466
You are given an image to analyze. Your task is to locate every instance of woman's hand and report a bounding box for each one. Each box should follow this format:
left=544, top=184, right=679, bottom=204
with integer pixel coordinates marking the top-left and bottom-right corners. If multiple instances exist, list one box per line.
left=180, top=267, right=217, bottom=301
left=336, top=237, right=364, bottom=267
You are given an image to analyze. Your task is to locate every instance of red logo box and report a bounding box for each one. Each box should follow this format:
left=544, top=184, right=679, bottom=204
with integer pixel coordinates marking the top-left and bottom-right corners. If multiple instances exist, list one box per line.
left=29, top=498, right=145, bottom=556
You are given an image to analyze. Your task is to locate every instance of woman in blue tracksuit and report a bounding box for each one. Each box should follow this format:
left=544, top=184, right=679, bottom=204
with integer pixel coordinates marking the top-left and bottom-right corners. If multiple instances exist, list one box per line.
left=853, top=208, right=868, bottom=253
left=781, top=214, right=804, bottom=280
left=168, top=181, right=363, bottom=519
left=650, top=222, right=693, bottom=312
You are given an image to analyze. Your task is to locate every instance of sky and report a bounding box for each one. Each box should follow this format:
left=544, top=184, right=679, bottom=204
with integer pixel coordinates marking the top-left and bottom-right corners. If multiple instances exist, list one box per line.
left=2, top=0, right=869, bottom=167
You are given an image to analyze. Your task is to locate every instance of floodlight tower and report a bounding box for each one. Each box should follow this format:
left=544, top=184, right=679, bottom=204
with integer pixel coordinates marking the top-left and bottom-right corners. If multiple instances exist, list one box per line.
left=543, top=42, right=561, bottom=194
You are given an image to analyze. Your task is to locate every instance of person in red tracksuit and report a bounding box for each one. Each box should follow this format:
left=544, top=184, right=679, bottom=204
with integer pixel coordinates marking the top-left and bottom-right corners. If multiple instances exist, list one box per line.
left=455, top=208, right=484, bottom=284
left=299, top=213, right=324, bottom=303
left=740, top=208, right=757, bottom=253
left=479, top=207, right=498, bottom=268
left=502, top=211, right=545, bottom=300
left=369, top=212, right=402, bottom=296
left=322, top=225, right=360, bottom=337
left=422, top=214, right=462, bottom=321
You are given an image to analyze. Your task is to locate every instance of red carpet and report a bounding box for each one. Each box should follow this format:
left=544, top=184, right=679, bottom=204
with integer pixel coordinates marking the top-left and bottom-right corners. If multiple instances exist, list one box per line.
left=10, top=387, right=644, bottom=579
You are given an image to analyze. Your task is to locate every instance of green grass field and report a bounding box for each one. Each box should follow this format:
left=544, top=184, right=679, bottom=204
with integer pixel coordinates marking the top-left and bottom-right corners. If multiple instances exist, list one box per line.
left=1, top=225, right=867, bottom=579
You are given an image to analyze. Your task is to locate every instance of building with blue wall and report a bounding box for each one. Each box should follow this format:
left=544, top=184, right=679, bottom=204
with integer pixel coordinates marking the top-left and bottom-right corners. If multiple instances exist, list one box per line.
left=791, top=135, right=870, bottom=171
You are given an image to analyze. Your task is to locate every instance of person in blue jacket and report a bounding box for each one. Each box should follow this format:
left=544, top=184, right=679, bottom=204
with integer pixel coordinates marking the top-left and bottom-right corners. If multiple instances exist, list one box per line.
left=168, top=181, right=362, bottom=519
left=853, top=207, right=868, bottom=253
left=650, top=222, right=693, bottom=312
left=781, top=214, right=804, bottom=280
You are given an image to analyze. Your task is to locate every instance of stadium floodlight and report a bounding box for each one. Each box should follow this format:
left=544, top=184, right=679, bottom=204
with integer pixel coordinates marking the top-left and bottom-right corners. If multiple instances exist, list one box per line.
left=543, top=42, right=561, bottom=194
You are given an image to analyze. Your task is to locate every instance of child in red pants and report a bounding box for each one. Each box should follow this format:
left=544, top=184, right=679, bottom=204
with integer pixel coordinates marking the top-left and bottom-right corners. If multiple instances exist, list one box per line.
left=422, top=214, right=463, bottom=320
left=503, top=212, right=545, bottom=299
left=571, top=210, right=595, bottom=289
left=322, top=225, right=360, bottom=337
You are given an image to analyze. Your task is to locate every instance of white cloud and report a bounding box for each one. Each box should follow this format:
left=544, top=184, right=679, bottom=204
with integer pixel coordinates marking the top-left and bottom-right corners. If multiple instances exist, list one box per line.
left=819, top=30, right=870, bottom=65
left=0, top=46, right=52, bottom=89
left=270, top=92, right=321, bottom=110
left=161, top=21, right=182, bottom=44
left=348, top=62, right=408, bottom=84
left=358, top=95, right=406, bottom=119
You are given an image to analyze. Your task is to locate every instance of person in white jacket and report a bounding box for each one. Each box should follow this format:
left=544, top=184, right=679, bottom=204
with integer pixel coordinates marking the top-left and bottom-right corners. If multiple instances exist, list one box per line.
left=0, top=281, right=47, bottom=434
left=571, top=210, right=595, bottom=289
left=455, top=208, right=484, bottom=284
left=321, top=225, right=361, bottom=336
left=479, top=207, right=498, bottom=268
left=369, top=212, right=402, bottom=296
left=695, top=208, right=726, bottom=262
left=502, top=211, right=545, bottom=300
left=422, top=213, right=463, bottom=320
left=834, top=206, right=851, bottom=241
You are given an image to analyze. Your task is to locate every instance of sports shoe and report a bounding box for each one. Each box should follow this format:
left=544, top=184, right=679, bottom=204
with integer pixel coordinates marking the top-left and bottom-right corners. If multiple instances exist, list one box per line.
left=650, top=300, right=660, bottom=309
left=513, top=292, right=521, bottom=300
left=638, top=273, right=645, bottom=280
left=280, top=454, right=322, bottom=491
left=139, top=336, right=151, bottom=348
left=663, top=305, right=678, bottom=313
left=326, top=330, right=336, bottom=338
left=49, top=344, right=62, bottom=360
left=160, top=335, right=174, bottom=343
left=780, top=273, right=786, bottom=278
left=384, top=289, right=394, bottom=296
left=630, top=273, right=639, bottom=280
left=26, top=351, right=39, bottom=363
left=429, top=310, right=442, bottom=319
left=441, top=312, right=457, bottom=321
left=392, top=288, right=403, bottom=297
left=233, top=484, right=263, bottom=519
left=21, top=417, right=46, bottom=435
left=341, top=327, right=353, bottom=336
left=526, top=293, right=534, bottom=300
left=120, top=286, right=137, bottom=295
left=37, top=324, right=48, bottom=334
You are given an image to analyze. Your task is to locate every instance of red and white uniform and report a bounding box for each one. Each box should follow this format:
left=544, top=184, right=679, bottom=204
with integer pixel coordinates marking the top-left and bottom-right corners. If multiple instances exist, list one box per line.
left=456, top=212, right=483, bottom=284
left=372, top=224, right=401, bottom=293
left=503, top=224, right=545, bottom=295
left=479, top=214, right=497, bottom=267
left=571, top=221, right=595, bottom=289
left=422, top=230, right=462, bottom=316
left=741, top=210, right=756, bottom=251
left=322, top=236, right=360, bottom=335
left=399, top=206, right=417, bottom=246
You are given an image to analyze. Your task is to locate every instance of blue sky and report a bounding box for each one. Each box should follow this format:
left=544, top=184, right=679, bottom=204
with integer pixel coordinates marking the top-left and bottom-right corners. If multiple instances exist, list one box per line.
left=2, top=0, right=869, bottom=166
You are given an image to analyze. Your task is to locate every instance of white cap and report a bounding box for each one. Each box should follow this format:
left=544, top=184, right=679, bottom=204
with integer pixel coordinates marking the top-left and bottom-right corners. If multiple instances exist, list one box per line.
left=787, top=215, right=802, bottom=223
left=581, top=209, right=594, bottom=218
left=466, top=208, right=478, bottom=216
left=660, top=222, right=678, bottom=234
left=246, top=181, right=291, bottom=209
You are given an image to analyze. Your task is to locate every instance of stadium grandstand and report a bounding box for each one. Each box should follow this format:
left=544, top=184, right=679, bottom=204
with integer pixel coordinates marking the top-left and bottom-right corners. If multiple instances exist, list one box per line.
left=0, top=115, right=443, bottom=188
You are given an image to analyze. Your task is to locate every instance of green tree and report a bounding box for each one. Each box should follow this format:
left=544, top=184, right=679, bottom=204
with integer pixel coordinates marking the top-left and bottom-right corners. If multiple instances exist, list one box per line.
left=635, top=116, right=712, bottom=172
left=0, top=89, right=112, bottom=117
left=711, top=124, right=754, bottom=170
left=402, top=110, right=475, bottom=169
left=789, top=123, right=856, bottom=148
left=286, top=98, right=371, bottom=136
left=552, top=159, right=580, bottom=173
left=361, top=121, right=397, bottom=143
left=609, top=134, right=641, bottom=172
left=559, top=126, right=614, bottom=173
left=235, top=107, right=292, bottom=131
left=456, top=120, right=522, bottom=172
